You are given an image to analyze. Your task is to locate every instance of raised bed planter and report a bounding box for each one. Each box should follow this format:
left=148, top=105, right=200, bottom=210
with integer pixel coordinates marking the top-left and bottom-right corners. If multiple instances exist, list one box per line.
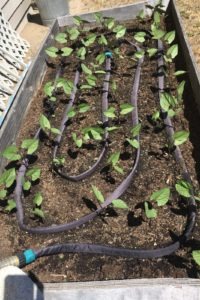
left=0, top=0, right=200, bottom=289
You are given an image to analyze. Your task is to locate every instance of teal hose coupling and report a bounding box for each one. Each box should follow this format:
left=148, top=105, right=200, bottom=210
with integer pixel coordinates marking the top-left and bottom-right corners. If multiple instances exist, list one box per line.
left=16, top=249, right=36, bottom=268
left=105, top=51, right=112, bottom=58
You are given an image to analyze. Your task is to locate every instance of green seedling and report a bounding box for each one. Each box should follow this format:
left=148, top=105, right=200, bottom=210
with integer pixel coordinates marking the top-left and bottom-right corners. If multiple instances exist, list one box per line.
left=175, top=179, right=192, bottom=198
left=107, top=151, right=124, bottom=175
left=39, top=114, right=61, bottom=136
left=150, top=187, right=170, bottom=206
left=144, top=202, right=157, bottom=219
left=32, top=192, right=44, bottom=219
left=91, top=185, right=128, bottom=209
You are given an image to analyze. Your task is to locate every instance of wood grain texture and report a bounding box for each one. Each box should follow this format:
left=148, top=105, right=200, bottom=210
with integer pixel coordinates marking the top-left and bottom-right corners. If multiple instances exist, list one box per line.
left=0, top=20, right=59, bottom=171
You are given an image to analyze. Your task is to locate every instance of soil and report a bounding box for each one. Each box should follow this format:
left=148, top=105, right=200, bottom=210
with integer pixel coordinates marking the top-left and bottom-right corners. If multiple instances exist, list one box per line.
left=69, top=0, right=200, bottom=68
left=1, top=16, right=200, bottom=283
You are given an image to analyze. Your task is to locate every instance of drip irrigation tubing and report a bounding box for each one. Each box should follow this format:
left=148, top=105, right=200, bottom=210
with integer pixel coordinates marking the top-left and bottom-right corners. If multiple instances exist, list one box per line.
left=8, top=40, right=196, bottom=265
left=32, top=41, right=196, bottom=260
left=14, top=50, right=142, bottom=234
left=52, top=57, right=111, bottom=181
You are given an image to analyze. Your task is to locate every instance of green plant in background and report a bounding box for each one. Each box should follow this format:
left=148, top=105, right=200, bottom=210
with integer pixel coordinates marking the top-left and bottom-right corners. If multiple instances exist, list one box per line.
left=39, top=114, right=61, bottom=136
left=91, top=185, right=128, bottom=209
left=107, top=151, right=124, bottom=175
left=32, top=192, right=44, bottom=219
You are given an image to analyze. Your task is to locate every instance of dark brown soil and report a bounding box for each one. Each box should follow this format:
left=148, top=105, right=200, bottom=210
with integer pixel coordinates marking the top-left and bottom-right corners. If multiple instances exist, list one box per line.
left=1, top=17, right=200, bottom=283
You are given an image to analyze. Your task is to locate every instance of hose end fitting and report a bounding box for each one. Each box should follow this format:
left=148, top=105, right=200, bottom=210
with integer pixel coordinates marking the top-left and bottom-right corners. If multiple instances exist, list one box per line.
left=105, top=51, right=112, bottom=58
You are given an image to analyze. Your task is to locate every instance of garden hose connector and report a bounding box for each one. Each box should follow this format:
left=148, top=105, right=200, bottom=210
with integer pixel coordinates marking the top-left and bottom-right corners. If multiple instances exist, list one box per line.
left=0, top=249, right=36, bottom=269
left=105, top=51, right=112, bottom=58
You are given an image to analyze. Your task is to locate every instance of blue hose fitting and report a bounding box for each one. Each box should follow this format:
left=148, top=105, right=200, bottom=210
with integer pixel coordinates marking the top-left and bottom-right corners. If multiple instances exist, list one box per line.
left=23, top=249, right=36, bottom=265
left=105, top=51, right=112, bottom=58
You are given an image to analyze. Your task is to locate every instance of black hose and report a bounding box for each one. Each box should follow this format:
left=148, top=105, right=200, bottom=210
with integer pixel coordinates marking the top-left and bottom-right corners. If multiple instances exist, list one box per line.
left=52, top=57, right=111, bottom=181
left=33, top=40, right=196, bottom=259
left=14, top=53, right=142, bottom=234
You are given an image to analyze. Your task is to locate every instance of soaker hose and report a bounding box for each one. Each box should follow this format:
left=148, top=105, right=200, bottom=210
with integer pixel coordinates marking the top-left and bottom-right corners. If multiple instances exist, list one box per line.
left=2, top=41, right=195, bottom=269
left=52, top=53, right=111, bottom=181
left=13, top=51, right=142, bottom=234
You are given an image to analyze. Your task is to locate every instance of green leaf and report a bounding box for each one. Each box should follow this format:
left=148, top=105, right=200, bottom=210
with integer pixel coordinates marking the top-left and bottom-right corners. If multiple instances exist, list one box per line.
left=108, top=152, right=120, bottom=166
left=51, top=128, right=61, bottom=135
left=113, top=25, right=126, bottom=39
left=152, top=28, right=165, bottom=40
left=147, top=48, right=157, bottom=57
left=21, top=139, right=39, bottom=155
left=107, top=126, right=119, bottom=132
left=32, top=208, right=44, bottom=219
left=82, top=33, right=96, bottom=47
left=0, top=168, right=16, bottom=188
left=120, top=103, right=134, bottom=115
left=2, top=145, right=21, bottom=161
left=91, top=185, right=104, bottom=203
left=61, top=47, right=73, bottom=56
left=164, top=30, right=175, bottom=44
left=77, top=47, right=86, bottom=60
left=112, top=199, right=128, bottom=209
left=73, top=16, right=83, bottom=26
left=26, top=167, right=41, bottom=181
left=177, top=80, right=186, bottom=101
left=94, top=12, right=103, bottom=23
left=137, top=9, right=145, bottom=20
left=33, top=192, right=43, bottom=206
left=0, top=189, right=7, bottom=200
left=5, top=199, right=16, bottom=212
left=114, top=165, right=124, bottom=174
left=154, top=11, right=161, bottom=24
left=96, top=53, right=105, bottom=65
left=168, top=109, right=176, bottom=118
left=105, top=17, right=115, bottom=29
left=126, top=138, right=139, bottom=149
left=160, top=93, right=170, bottom=112
left=173, top=130, right=189, bottom=146
left=78, top=103, right=90, bottom=113
left=90, top=129, right=102, bottom=141
left=131, top=124, right=141, bottom=137
left=44, top=81, right=54, bottom=97
left=45, top=47, right=58, bottom=58
left=81, top=63, right=92, bottom=75
left=72, top=133, right=82, bottom=148
left=86, top=74, right=97, bottom=86
left=150, top=187, right=170, bottom=206
left=192, top=251, right=200, bottom=266
left=152, top=111, right=160, bottom=121
left=67, top=107, right=76, bottom=118
left=23, top=180, right=31, bottom=191
left=98, top=34, right=108, bottom=45
left=40, top=114, right=51, bottom=131
left=104, top=107, right=116, bottom=119
left=144, top=202, right=157, bottom=219
left=95, top=70, right=106, bottom=74
left=175, top=180, right=191, bottom=198
left=55, top=33, right=67, bottom=43
left=80, top=84, right=93, bottom=90
left=174, top=70, right=186, bottom=77
left=134, top=31, right=146, bottom=43
left=67, top=27, right=80, bottom=40
left=134, top=50, right=145, bottom=59
left=167, top=44, right=178, bottom=59
left=56, top=78, right=74, bottom=95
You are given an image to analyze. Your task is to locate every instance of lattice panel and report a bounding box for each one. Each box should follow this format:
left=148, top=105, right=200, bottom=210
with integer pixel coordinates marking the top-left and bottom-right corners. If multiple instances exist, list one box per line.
left=0, top=10, right=30, bottom=123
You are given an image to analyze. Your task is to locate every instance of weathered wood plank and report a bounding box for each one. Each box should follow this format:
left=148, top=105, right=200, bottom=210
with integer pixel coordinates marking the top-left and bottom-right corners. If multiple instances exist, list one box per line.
left=0, top=0, right=7, bottom=9
left=2, top=0, right=23, bottom=20
left=0, top=20, right=59, bottom=171
left=9, top=0, right=31, bottom=29
left=58, top=1, right=147, bottom=26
